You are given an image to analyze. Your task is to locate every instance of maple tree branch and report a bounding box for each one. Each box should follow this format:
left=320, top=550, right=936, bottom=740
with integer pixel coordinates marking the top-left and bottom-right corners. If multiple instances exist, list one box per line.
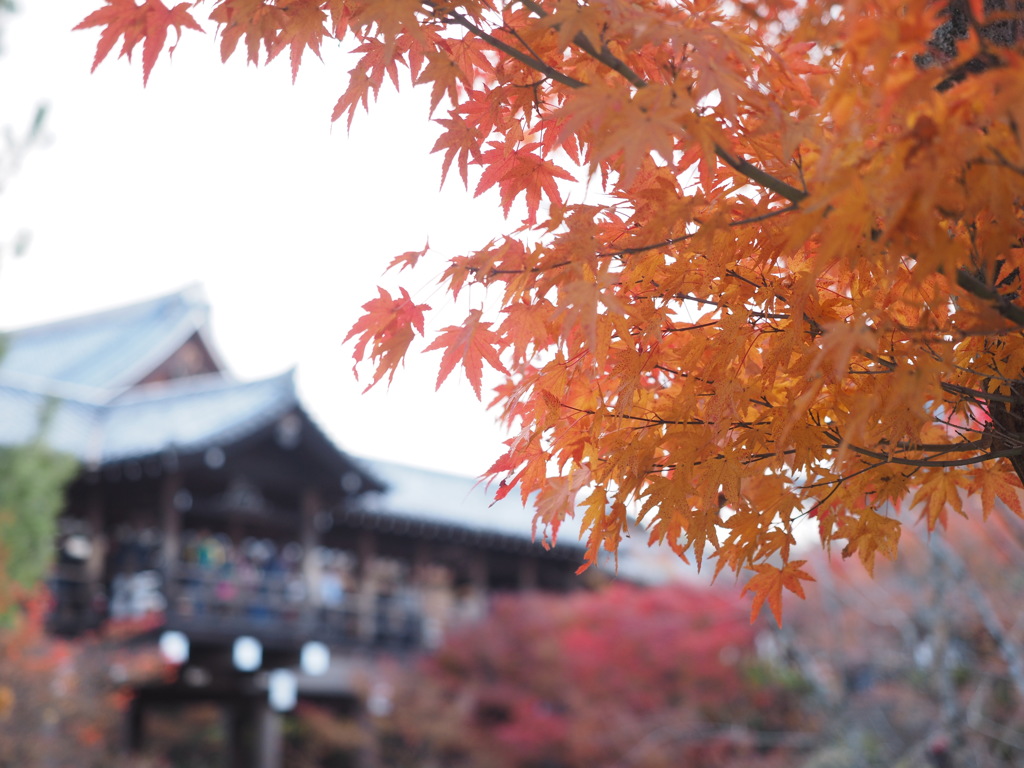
left=517, top=0, right=648, bottom=89
left=660, top=320, right=720, bottom=334
left=820, top=425, right=998, bottom=457
left=713, top=146, right=809, bottom=204
left=939, top=380, right=1019, bottom=405
left=987, top=145, right=1024, bottom=176
left=503, top=23, right=557, bottom=80
left=517, top=0, right=809, bottom=204
left=802, top=460, right=893, bottom=516
left=881, top=437, right=993, bottom=454
left=672, top=293, right=720, bottom=308
left=645, top=448, right=797, bottom=475
left=434, top=5, right=586, bottom=89
left=908, top=230, right=1024, bottom=327
left=480, top=208, right=799, bottom=281
left=800, top=459, right=891, bottom=493
left=827, top=439, right=1018, bottom=468
left=560, top=403, right=771, bottom=429
left=953, top=266, right=1024, bottom=327
left=604, top=204, right=798, bottom=259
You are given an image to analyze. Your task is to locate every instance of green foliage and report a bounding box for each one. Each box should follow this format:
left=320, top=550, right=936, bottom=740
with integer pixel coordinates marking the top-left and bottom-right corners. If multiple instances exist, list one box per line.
left=0, top=421, right=77, bottom=618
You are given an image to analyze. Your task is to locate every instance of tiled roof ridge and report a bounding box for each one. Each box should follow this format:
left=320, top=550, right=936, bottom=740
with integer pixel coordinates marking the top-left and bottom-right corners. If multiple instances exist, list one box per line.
left=107, top=368, right=275, bottom=405
left=0, top=283, right=228, bottom=396
left=0, top=369, right=113, bottom=405
left=96, top=370, right=300, bottom=461
left=2, top=283, right=207, bottom=337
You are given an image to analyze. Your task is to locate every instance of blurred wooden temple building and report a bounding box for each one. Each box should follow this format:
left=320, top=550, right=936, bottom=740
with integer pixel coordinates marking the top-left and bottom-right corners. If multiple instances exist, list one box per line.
left=0, top=286, right=599, bottom=767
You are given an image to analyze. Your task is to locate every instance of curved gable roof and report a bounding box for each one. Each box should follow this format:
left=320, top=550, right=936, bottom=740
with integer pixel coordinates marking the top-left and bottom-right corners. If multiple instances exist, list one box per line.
left=1, top=285, right=221, bottom=398
left=0, top=370, right=298, bottom=466
left=99, top=370, right=299, bottom=464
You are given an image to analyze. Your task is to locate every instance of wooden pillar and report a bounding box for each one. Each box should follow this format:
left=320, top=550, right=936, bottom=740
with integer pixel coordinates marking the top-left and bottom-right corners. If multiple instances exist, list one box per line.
left=158, top=473, right=183, bottom=607
left=357, top=701, right=380, bottom=768
left=83, top=484, right=106, bottom=625
left=300, top=490, right=322, bottom=613
left=126, top=695, right=145, bottom=752
left=227, top=697, right=261, bottom=768
left=462, top=551, right=489, bottom=623
left=518, top=557, right=539, bottom=591
left=256, top=706, right=284, bottom=768
left=468, top=551, right=488, bottom=592
left=356, top=530, right=377, bottom=643
left=411, top=540, right=428, bottom=585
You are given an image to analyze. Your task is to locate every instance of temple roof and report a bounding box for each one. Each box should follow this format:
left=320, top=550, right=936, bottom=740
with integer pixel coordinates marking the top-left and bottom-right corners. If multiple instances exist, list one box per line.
left=0, top=371, right=299, bottom=466
left=360, top=459, right=554, bottom=542
left=0, top=288, right=362, bottom=488
left=0, top=288, right=651, bottom=568
left=355, top=459, right=694, bottom=583
left=0, top=288, right=546, bottom=539
left=1, top=284, right=223, bottom=401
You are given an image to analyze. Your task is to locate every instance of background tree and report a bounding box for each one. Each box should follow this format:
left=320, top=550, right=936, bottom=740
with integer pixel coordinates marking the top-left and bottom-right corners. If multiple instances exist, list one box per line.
left=75, top=0, right=1024, bottom=614
left=355, top=585, right=807, bottom=768
left=0, top=433, right=77, bottom=618
left=775, top=501, right=1024, bottom=767
left=0, top=594, right=169, bottom=768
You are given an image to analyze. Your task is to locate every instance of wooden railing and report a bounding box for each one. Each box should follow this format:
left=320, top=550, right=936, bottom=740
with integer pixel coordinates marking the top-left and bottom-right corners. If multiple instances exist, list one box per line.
left=164, top=564, right=425, bottom=650
left=50, top=561, right=484, bottom=651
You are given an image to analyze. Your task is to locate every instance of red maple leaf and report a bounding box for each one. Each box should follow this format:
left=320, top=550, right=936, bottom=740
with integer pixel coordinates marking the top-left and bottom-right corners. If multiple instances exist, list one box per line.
left=345, top=287, right=430, bottom=390
left=209, top=0, right=288, bottom=66
left=475, top=141, right=575, bottom=224
left=423, top=309, right=508, bottom=398
left=75, top=0, right=203, bottom=85
left=264, top=0, right=330, bottom=82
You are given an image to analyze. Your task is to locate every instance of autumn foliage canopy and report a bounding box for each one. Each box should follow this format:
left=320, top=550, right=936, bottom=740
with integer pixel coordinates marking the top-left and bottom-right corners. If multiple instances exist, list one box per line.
left=385, top=585, right=801, bottom=768
left=77, top=0, right=1024, bottom=618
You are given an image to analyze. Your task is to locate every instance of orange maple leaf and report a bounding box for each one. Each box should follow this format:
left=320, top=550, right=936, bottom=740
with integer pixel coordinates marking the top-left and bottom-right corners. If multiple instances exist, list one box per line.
left=264, top=0, right=330, bottom=82
left=911, top=469, right=965, bottom=530
left=423, top=309, right=509, bottom=398
left=475, top=141, right=575, bottom=225
left=385, top=243, right=429, bottom=274
left=742, top=560, right=815, bottom=625
left=345, top=287, right=430, bottom=390
left=431, top=115, right=485, bottom=187
left=531, top=468, right=592, bottom=549
left=75, top=0, right=202, bottom=85
left=209, top=0, right=288, bottom=65
left=838, top=509, right=902, bottom=576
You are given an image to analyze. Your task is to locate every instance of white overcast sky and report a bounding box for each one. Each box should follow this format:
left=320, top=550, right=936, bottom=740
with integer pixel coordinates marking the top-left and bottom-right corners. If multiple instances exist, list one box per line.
left=0, top=0, right=521, bottom=477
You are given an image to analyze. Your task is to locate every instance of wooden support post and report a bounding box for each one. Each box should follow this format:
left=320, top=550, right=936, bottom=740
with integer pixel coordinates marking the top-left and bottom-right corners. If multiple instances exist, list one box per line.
left=411, top=540, right=428, bottom=586
left=518, top=557, right=539, bottom=591
left=301, top=490, right=322, bottom=619
left=356, top=530, right=377, bottom=643
left=126, top=695, right=145, bottom=752
left=227, top=696, right=260, bottom=768
left=462, top=551, right=489, bottom=623
left=256, top=705, right=284, bottom=768
left=159, top=473, right=183, bottom=608
left=83, top=484, right=106, bottom=626
left=357, top=700, right=380, bottom=768
left=468, top=551, right=488, bottom=592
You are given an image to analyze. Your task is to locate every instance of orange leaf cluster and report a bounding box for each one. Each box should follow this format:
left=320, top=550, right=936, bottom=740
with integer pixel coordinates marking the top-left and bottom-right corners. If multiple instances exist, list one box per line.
left=78, top=0, right=1024, bottom=618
